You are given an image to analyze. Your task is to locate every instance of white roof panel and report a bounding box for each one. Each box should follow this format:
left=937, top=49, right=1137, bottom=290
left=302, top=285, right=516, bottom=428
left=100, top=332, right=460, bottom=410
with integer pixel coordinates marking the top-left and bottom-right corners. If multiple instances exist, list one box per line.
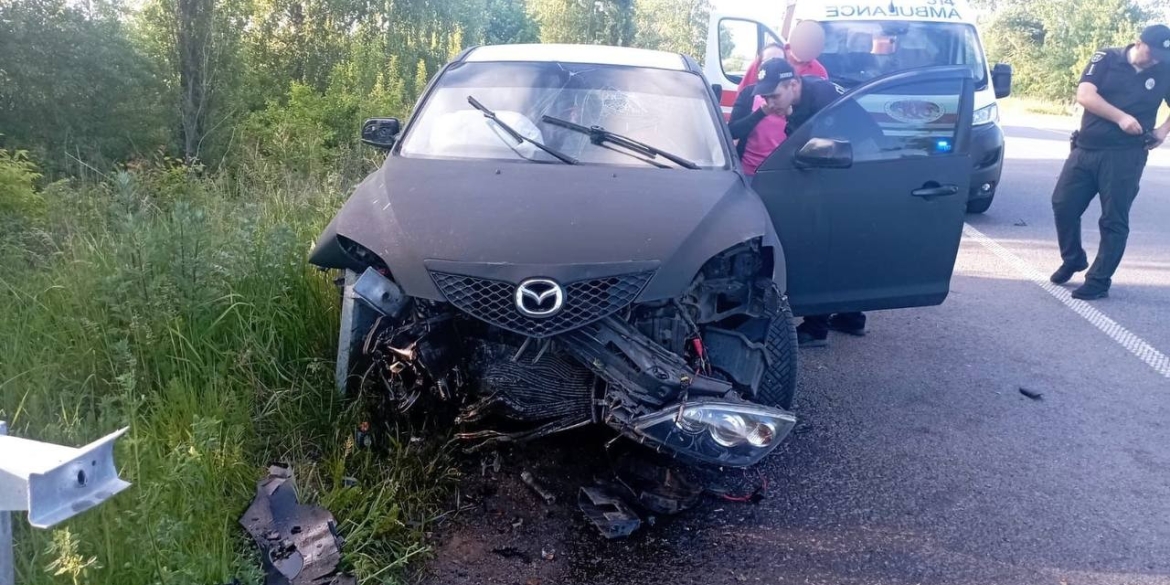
left=466, top=44, right=688, bottom=71
left=794, top=0, right=977, bottom=24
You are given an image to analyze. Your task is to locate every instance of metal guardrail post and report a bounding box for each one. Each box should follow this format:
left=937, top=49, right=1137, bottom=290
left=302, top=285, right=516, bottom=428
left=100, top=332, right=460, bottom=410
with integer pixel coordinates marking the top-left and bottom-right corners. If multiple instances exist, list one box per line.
left=1, top=421, right=13, bottom=585
left=0, top=421, right=130, bottom=585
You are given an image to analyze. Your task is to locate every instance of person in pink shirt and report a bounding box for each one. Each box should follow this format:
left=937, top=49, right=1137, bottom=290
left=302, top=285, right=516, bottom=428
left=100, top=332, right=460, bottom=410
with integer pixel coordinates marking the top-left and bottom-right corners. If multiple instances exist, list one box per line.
left=728, top=58, right=801, bottom=176
left=736, top=20, right=829, bottom=93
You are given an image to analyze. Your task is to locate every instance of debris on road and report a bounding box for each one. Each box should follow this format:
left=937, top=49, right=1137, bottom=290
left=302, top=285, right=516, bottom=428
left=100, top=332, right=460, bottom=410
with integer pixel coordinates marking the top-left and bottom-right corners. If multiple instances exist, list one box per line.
left=613, top=455, right=702, bottom=515
left=578, top=485, right=642, bottom=539
left=541, top=548, right=555, bottom=561
left=240, top=465, right=356, bottom=585
left=490, top=546, right=533, bottom=564
left=1019, top=387, right=1044, bottom=400
left=521, top=470, right=556, bottom=505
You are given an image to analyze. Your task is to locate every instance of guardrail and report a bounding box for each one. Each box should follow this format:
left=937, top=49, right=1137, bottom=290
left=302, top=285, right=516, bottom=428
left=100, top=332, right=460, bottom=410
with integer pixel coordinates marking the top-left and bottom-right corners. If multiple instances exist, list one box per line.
left=0, top=421, right=131, bottom=585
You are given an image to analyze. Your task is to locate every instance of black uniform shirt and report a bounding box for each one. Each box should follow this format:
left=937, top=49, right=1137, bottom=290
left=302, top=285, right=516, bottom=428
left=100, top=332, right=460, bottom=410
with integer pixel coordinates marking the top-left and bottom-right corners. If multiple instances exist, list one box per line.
left=787, top=76, right=846, bottom=133
left=1078, top=45, right=1170, bottom=150
left=728, top=76, right=845, bottom=159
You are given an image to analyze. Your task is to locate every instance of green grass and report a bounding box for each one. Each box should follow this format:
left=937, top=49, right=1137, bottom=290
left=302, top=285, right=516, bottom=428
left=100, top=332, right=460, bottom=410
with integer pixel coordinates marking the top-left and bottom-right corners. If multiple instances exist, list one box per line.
left=999, top=96, right=1170, bottom=124
left=998, top=96, right=1078, bottom=118
left=0, top=159, right=457, bottom=585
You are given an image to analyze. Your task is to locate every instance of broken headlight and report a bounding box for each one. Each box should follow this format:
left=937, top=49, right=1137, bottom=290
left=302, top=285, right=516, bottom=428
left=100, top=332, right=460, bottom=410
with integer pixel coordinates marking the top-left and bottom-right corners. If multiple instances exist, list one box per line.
left=630, top=399, right=796, bottom=467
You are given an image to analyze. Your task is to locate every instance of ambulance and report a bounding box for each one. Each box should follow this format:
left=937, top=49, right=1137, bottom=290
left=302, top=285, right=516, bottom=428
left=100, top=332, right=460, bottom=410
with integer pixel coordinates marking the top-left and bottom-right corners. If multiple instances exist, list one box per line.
left=705, top=0, right=1013, bottom=213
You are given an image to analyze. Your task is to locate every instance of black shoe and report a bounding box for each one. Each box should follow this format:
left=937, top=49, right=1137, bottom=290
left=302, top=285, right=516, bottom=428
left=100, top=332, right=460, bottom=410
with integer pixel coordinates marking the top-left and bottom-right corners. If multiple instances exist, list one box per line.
left=797, top=330, right=829, bottom=348
left=827, top=315, right=867, bottom=337
left=1071, top=281, right=1109, bottom=300
left=1050, top=262, right=1089, bottom=284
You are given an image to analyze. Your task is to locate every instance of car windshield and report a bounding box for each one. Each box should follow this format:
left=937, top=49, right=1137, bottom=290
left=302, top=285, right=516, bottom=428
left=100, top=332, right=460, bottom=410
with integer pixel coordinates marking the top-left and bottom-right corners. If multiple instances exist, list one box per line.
left=816, top=20, right=988, bottom=89
left=399, top=61, right=729, bottom=169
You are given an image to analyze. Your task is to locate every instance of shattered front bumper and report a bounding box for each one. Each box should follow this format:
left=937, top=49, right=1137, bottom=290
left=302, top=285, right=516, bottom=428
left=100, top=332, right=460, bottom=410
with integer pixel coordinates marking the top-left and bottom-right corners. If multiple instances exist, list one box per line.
left=344, top=267, right=797, bottom=468
left=562, top=318, right=796, bottom=468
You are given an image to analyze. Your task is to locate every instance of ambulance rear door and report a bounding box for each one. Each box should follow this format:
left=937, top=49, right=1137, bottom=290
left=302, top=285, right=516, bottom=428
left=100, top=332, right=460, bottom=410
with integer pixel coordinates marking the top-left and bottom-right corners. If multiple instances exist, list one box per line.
left=704, top=13, right=785, bottom=119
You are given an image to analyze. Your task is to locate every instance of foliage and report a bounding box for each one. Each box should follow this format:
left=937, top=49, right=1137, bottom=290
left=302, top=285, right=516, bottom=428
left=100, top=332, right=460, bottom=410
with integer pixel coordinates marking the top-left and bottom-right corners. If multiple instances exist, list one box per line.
left=530, top=0, right=636, bottom=45
left=0, top=149, right=44, bottom=219
left=632, top=0, right=712, bottom=58
left=0, top=159, right=457, bottom=585
left=0, top=0, right=169, bottom=174
left=981, top=0, right=1165, bottom=102
left=486, top=0, right=541, bottom=44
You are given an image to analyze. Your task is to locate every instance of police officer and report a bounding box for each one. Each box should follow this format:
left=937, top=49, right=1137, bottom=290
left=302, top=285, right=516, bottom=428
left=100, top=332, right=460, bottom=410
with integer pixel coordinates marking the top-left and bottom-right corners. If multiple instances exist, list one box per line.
left=1050, top=24, right=1170, bottom=299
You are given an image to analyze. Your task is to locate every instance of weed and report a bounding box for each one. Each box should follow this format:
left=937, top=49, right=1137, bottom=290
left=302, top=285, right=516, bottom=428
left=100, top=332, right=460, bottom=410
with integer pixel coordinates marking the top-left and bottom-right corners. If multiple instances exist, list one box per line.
left=0, top=161, right=454, bottom=585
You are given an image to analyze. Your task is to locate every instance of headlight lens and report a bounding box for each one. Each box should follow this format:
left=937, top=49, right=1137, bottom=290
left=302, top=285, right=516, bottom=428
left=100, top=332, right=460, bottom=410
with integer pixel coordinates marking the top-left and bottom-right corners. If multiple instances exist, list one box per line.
left=973, top=103, right=999, bottom=126
left=632, top=400, right=797, bottom=467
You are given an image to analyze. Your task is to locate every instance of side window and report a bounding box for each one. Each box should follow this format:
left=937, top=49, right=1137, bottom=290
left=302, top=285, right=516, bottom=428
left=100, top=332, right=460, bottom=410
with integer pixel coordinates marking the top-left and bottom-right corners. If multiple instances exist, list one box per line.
left=807, top=77, right=965, bottom=163
left=718, top=18, right=761, bottom=83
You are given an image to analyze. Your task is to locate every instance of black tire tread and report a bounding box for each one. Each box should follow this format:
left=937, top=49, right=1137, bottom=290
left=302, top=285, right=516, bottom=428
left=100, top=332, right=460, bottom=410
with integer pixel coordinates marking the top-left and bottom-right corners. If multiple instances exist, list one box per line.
left=756, top=297, right=798, bottom=410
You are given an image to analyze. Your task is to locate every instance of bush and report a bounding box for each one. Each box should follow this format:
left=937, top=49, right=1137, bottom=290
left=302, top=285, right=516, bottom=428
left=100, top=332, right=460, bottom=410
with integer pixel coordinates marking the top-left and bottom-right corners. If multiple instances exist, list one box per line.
left=0, top=165, right=456, bottom=585
left=0, top=148, right=44, bottom=218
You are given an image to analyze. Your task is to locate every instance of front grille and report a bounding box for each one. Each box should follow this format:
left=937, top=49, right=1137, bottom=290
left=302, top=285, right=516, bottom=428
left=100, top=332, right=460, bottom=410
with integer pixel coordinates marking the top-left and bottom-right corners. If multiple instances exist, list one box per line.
left=430, top=271, right=655, bottom=338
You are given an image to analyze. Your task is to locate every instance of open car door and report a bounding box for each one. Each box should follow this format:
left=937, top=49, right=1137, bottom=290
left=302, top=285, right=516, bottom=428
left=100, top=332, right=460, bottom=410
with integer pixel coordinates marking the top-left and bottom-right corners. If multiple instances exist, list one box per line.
left=704, top=13, right=784, bottom=118
left=752, top=66, right=975, bottom=316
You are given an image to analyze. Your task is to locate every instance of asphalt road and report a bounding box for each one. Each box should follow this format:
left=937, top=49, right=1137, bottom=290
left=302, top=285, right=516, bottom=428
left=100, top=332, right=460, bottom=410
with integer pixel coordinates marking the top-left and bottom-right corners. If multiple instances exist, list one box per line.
left=419, top=115, right=1170, bottom=585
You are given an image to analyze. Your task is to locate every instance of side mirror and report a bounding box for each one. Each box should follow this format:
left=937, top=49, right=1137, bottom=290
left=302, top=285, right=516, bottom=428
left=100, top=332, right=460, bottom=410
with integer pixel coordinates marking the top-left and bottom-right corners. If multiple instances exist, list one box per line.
left=361, top=118, right=401, bottom=150
left=794, top=138, right=852, bottom=169
left=992, top=63, right=1013, bottom=99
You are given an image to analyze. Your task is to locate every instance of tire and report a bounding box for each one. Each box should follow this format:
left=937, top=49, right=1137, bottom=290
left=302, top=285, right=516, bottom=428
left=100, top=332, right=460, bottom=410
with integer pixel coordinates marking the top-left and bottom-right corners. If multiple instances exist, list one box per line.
left=755, top=297, right=798, bottom=410
left=966, top=193, right=995, bottom=214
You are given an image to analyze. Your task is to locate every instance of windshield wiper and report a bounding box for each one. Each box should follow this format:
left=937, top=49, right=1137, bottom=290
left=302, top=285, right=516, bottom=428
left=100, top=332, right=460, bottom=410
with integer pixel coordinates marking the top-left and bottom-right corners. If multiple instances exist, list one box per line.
left=540, top=115, right=699, bottom=170
left=467, top=96, right=577, bottom=165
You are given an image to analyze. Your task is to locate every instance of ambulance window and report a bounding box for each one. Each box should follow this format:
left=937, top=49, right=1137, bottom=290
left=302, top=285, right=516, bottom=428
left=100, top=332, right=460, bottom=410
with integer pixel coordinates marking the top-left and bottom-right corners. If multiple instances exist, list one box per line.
left=817, top=21, right=987, bottom=90
left=718, top=18, right=762, bottom=83
left=805, top=77, right=965, bottom=163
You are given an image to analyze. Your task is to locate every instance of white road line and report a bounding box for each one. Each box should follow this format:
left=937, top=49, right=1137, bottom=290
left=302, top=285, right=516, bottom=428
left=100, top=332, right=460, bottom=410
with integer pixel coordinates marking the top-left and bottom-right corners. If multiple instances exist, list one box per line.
left=963, top=223, right=1170, bottom=379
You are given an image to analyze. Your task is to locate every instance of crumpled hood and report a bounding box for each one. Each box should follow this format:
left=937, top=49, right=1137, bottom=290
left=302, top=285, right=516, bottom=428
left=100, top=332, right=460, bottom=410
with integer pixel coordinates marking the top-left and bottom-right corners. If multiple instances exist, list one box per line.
left=311, top=156, right=774, bottom=301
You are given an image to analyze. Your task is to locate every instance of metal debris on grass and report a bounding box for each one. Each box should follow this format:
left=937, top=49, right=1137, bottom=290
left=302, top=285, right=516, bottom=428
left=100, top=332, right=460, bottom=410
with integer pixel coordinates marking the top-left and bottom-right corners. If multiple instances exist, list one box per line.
left=240, top=465, right=356, bottom=585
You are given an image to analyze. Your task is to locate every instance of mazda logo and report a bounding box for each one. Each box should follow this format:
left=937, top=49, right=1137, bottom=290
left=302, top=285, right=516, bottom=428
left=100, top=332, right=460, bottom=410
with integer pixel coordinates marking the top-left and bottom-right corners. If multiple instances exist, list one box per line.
left=515, top=278, right=565, bottom=318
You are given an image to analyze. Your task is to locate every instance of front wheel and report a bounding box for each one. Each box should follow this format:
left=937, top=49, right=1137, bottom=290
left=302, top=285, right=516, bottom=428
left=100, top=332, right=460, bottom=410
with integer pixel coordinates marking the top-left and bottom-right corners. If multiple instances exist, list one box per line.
left=755, top=297, right=798, bottom=410
left=966, top=192, right=995, bottom=214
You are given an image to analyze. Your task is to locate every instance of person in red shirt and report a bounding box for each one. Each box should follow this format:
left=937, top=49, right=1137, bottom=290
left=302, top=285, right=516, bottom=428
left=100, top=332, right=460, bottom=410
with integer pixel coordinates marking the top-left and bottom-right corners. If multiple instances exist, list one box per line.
left=737, top=20, right=828, bottom=93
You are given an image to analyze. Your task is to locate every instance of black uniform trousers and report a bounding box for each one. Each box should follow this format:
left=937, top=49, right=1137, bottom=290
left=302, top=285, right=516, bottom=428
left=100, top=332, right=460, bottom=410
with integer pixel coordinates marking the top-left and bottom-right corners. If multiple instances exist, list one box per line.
left=801, top=312, right=867, bottom=338
left=1051, top=145, right=1148, bottom=288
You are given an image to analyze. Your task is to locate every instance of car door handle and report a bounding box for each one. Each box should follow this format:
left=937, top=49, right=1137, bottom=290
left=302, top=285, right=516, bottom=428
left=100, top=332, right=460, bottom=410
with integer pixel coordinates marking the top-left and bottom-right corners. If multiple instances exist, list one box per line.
left=911, top=184, right=960, bottom=199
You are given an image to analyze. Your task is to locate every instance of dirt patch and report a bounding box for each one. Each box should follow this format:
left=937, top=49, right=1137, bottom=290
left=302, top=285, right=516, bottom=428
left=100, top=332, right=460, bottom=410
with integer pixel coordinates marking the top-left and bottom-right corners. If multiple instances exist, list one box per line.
left=412, top=427, right=776, bottom=585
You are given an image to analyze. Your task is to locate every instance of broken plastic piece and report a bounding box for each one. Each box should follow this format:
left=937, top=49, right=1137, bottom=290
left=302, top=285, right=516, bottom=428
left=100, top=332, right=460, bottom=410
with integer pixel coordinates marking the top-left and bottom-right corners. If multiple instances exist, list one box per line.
left=578, top=486, right=642, bottom=539
left=1019, top=387, right=1044, bottom=400
left=240, top=466, right=357, bottom=585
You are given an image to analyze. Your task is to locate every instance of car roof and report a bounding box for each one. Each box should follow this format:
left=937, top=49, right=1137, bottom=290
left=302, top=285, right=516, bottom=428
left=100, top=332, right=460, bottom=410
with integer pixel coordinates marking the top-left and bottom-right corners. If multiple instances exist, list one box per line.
left=464, top=44, right=690, bottom=72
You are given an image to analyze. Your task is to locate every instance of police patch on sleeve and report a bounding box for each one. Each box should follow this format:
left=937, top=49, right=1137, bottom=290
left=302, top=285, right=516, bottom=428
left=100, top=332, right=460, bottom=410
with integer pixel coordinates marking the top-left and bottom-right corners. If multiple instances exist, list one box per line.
left=1090, top=52, right=1106, bottom=63
left=1147, top=78, right=1157, bottom=90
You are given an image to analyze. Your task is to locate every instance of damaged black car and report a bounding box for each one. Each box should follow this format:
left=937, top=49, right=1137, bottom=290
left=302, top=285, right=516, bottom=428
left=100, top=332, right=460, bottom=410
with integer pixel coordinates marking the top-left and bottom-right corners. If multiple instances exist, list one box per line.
left=310, top=44, right=976, bottom=468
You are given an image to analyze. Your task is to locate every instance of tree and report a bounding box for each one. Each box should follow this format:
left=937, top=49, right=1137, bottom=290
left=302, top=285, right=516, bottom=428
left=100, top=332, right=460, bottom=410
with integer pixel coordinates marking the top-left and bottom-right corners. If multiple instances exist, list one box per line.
left=983, top=0, right=1161, bottom=102
left=632, top=0, right=711, bottom=58
left=136, top=0, right=249, bottom=164
left=486, top=0, right=540, bottom=44
left=529, top=0, right=635, bottom=45
left=0, top=0, right=168, bottom=173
